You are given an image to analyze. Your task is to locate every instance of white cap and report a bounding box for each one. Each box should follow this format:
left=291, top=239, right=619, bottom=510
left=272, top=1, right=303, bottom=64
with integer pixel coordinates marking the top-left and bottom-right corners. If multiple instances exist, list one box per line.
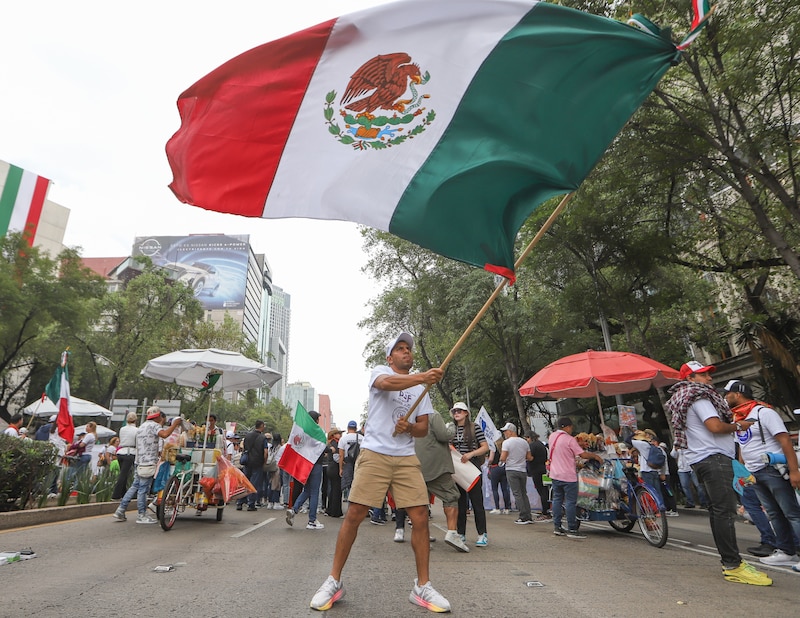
left=49, top=414, right=57, bottom=422
left=226, top=431, right=235, bottom=438
left=499, top=422, right=516, bottom=433
left=451, top=402, right=469, bottom=413
left=385, top=332, right=414, bottom=357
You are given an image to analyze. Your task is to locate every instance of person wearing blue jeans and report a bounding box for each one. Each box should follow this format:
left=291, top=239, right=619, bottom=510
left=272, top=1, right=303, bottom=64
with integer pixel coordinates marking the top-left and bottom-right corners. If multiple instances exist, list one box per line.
left=740, top=483, right=777, bottom=556
left=237, top=420, right=268, bottom=511
left=285, top=410, right=326, bottom=530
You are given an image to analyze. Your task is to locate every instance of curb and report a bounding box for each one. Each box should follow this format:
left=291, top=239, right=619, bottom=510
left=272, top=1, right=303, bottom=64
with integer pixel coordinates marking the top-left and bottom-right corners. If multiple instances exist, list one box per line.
left=0, top=502, right=122, bottom=531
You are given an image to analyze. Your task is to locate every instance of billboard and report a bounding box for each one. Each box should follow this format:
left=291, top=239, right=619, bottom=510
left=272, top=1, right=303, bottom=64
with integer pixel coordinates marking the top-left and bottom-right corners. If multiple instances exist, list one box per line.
left=133, top=234, right=249, bottom=310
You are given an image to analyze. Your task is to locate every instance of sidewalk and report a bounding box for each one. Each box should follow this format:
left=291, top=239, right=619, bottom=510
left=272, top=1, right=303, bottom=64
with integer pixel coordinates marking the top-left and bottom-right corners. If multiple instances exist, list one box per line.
left=0, top=500, right=121, bottom=531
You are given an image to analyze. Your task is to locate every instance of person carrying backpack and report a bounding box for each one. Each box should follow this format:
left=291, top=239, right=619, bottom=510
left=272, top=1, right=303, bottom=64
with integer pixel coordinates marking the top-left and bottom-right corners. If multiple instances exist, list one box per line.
left=632, top=429, right=668, bottom=511
left=338, top=420, right=362, bottom=498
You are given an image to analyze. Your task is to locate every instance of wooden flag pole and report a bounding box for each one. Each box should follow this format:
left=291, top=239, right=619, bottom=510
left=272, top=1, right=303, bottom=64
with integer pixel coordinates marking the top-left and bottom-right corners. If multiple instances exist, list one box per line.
left=396, top=192, right=575, bottom=427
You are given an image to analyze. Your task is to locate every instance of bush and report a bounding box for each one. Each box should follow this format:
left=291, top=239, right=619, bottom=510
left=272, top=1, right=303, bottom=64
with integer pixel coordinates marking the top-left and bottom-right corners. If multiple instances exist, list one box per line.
left=0, top=435, right=58, bottom=511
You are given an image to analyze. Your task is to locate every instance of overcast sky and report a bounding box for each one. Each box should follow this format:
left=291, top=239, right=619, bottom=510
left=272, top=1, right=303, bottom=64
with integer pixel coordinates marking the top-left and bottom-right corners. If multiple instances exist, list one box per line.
left=1, top=0, right=400, bottom=425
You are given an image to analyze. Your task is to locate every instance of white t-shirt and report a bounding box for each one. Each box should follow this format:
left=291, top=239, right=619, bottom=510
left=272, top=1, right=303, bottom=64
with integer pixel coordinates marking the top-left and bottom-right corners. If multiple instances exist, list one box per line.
left=360, top=365, right=434, bottom=457
left=670, top=447, right=692, bottom=473
left=685, top=398, right=735, bottom=465
left=338, top=432, right=362, bottom=460
left=738, top=405, right=788, bottom=472
left=3, top=427, right=19, bottom=437
left=80, top=432, right=96, bottom=455
left=501, top=436, right=529, bottom=472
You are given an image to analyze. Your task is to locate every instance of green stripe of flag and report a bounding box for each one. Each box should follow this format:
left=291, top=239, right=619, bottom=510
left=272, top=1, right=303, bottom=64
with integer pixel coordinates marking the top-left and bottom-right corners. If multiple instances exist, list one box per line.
left=294, top=402, right=327, bottom=443
left=0, top=164, right=24, bottom=236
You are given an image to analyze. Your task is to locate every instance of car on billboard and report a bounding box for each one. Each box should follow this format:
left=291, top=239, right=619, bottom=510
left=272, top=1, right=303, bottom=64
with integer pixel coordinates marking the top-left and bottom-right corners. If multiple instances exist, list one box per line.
left=170, top=261, right=221, bottom=297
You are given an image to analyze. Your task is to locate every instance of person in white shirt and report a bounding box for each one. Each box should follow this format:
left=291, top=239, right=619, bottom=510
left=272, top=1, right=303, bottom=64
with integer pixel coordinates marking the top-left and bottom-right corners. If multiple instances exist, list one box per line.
left=310, top=332, right=450, bottom=613
left=499, top=422, right=533, bottom=524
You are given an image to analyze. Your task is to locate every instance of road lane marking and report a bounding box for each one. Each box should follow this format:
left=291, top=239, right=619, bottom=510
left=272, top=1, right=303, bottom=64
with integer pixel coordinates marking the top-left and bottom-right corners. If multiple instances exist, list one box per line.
left=231, top=517, right=275, bottom=538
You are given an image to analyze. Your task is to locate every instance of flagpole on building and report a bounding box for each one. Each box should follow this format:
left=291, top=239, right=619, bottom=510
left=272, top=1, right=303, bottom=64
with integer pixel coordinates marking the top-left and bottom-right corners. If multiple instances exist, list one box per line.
left=397, top=192, right=575, bottom=427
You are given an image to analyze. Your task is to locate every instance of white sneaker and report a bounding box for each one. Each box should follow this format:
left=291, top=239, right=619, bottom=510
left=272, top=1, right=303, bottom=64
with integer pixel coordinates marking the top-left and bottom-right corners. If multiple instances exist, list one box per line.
left=475, top=533, right=488, bottom=547
left=271, top=503, right=284, bottom=510
left=489, top=508, right=501, bottom=514
left=444, top=530, right=469, bottom=553
left=310, top=575, right=345, bottom=611
left=265, top=503, right=273, bottom=510
left=136, top=514, right=157, bottom=525
left=306, top=520, right=325, bottom=530
left=299, top=506, right=309, bottom=514
left=759, top=549, right=800, bottom=567
left=409, top=578, right=451, bottom=613
left=112, top=509, right=126, bottom=522
left=665, top=510, right=679, bottom=517
left=501, top=509, right=509, bottom=515
left=394, top=528, right=405, bottom=542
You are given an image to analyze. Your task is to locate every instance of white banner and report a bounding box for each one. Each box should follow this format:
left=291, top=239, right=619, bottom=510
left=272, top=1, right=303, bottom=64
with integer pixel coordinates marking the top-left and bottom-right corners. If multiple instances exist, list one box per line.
left=476, top=406, right=499, bottom=452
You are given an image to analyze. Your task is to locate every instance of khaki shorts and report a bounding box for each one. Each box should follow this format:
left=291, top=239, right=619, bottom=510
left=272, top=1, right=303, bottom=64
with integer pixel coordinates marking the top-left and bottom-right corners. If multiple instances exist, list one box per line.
left=348, top=448, right=429, bottom=509
left=426, top=472, right=461, bottom=509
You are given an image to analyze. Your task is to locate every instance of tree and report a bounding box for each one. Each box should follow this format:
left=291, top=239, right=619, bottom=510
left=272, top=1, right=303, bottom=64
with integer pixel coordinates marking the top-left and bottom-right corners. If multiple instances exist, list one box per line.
left=0, top=233, right=105, bottom=420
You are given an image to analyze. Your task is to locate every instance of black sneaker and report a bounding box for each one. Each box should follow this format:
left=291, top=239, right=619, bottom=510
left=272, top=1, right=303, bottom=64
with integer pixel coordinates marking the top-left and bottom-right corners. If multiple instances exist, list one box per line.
left=747, top=543, right=776, bottom=558
left=553, top=527, right=566, bottom=536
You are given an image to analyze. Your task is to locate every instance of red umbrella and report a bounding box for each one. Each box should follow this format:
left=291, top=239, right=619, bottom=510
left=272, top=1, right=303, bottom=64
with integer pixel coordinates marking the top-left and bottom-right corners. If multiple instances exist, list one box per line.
left=519, top=350, right=679, bottom=400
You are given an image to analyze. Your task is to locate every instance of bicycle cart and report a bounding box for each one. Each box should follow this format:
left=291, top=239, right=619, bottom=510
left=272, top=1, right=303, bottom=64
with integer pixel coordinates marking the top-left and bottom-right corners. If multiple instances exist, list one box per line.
left=157, top=447, right=225, bottom=531
left=575, top=458, right=668, bottom=548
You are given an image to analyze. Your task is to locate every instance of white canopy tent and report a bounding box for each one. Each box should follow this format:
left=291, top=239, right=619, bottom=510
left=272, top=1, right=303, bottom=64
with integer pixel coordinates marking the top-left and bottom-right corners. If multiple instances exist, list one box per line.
left=22, top=395, right=113, bottom=418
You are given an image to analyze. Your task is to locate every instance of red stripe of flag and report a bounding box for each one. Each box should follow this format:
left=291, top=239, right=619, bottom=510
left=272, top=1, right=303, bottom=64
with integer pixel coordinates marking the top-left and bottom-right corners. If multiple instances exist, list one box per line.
left=22, top=175, right=50, bottom=246
left=167, top=19, right=335, bottom=216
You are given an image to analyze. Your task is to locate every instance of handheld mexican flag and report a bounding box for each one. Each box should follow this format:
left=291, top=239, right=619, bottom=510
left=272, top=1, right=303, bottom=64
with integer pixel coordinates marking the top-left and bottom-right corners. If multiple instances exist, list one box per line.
left=167, top=0, right=681, bottom=280
left=44, top=350, right=74, bottom=443
left=0, top=161, right=51, bottom=246
left=278, top=402, right=327, bottom=484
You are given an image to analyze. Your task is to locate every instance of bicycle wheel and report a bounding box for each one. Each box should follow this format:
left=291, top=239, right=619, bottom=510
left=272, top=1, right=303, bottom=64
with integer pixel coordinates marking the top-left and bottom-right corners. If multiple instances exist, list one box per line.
left=158, top=476, right=181, bottom=531
left=609, top=515, right=635, bottom=532
left=634, top=486, right=668, bottom=547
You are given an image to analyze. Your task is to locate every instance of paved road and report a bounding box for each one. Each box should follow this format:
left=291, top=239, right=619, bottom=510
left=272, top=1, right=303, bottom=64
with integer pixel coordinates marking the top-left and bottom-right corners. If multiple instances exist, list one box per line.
left=0, top=504, right=797, bottom=617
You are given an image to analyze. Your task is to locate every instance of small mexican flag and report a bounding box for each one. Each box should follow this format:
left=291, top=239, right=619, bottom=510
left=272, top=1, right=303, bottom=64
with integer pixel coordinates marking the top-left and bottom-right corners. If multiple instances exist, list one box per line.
left=0, top=161, right=51, bottom=245
left=278, top=402, right=326, bottom=484
left=44, top=350, right=74, bottom=443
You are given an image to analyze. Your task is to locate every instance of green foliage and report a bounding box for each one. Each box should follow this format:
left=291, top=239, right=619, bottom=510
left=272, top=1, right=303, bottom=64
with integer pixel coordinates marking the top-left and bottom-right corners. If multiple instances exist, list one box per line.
left=0, top=436, right=57, bottom=511
left=0, top=233, right=106, bottom=419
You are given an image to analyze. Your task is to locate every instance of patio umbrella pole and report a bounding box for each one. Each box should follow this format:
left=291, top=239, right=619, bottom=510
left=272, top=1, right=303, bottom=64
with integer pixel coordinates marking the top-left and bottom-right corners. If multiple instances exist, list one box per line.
left=396, top=192, right=575, bottom=428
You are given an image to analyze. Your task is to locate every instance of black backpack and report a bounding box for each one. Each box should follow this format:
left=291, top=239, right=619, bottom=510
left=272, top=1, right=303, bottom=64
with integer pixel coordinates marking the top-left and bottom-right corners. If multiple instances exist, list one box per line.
left=344, top=435, right=361, bottom=464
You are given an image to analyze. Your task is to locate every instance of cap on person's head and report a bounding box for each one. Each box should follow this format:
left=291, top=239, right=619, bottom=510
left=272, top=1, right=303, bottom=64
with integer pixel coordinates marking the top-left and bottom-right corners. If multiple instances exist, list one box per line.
left=385, top=331, right=414, bottom=357
left=226, top=431, right=235, bottom=438
left=146, top=406, right=162, bottom=420
left=723, top=380, right=753, bottom=398
left=451, top=402, right=470, bottom=414
left=48, top=414, right=57, bottom=422
left=679, top=360, right=716, bottom=380
left=557, top=416, right=573, bottom=429
left=308, top=410, right=320, bottom=422
left=644, top=429, right=658, bottom=439
left=499, top=422, right=516, bottom=433
left=347, top=420, right=358, bottom=429
left=126, top=412, right=138, bottom=423
left=77, top=430, right=87, bottom=436
left=19, top=427, right=28, bottom=434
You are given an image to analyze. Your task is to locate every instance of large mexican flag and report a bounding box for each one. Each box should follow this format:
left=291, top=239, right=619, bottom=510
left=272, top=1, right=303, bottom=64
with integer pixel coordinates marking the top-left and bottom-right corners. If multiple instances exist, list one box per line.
left=279, top=403, right=327, bottom=484
left=0, top=161, right=50, bottom=245
left=167, top=0, right=679, bottom=279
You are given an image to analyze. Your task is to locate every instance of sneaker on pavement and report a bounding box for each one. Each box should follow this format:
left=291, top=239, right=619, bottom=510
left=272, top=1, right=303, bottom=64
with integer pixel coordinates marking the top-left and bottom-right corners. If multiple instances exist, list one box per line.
left=299, top=506, right=309, bottom=514
left=665, top=510, right=679, bottom=517
left=501, top=509, right=509, bottom=514
left=488, top=508, right=501, bottom=514
left=286, top=509, right=295, bottom=526
left=136, top=514, right=157, bottom=524
left=723, top=561, right=773, bottom=585
left=553, top=527, right=566, bottom=536
left=514, top=518, right=533, bottom=525
left=271, top=503, right=284, bottom=510
left=112, top=509, right=126, bottom=522
left=534, top=514, right=553, bottom=523
left=394, top=528, right=405, bottom=542
left=684, top=504, right=695, bottom=509
left=566, top=529, right=586, bottom=539
left=307, top=520, right=325, bottom=530
left=475, top=533, right=488, bottom=547
left=759, top=549, right=800, bottom=567
left=310, top=575, right=345, bottom=611
left=793, top=564, right=800, bottom=573
left=444, top=530, right=469, bottom=553
left=409, top=578, right=451, bottom=613
left=370, top=517, right=386, bottom=525
left=747, top=543, right=776, bottom=557
left=247, top=506, right=258, bottom=511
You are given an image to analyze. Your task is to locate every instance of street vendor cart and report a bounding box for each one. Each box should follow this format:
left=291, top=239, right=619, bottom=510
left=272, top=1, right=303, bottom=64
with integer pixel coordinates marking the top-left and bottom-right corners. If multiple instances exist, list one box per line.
left=576, top=454, right=668, bottom=548
left=157, top=446, right=225, bottom=530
